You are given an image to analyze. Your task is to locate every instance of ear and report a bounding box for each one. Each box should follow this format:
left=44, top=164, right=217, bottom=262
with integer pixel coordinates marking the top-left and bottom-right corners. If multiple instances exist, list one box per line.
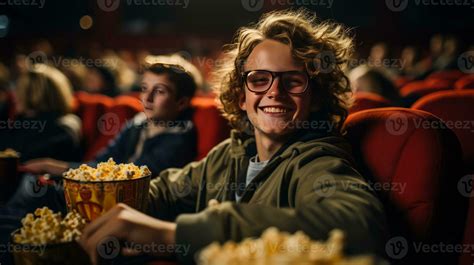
left=239, top=92, right=247, bottom=111
left=176, top=97, right=191, bottom=112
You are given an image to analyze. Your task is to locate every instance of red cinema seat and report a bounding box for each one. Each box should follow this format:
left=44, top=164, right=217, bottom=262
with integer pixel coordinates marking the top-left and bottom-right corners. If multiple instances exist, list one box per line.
left=6, top=90, right=16, bottom=120
left=400, top=79, right=452, bottom=99
left=84, top=95, right=144, bottom=160
left=427, top=70, right=466, bottom=84
left=455, top=75, right=474, bottom=90
left=349, top=92, right=392, bottom=114
left=191, top=97, right=230, bottom=160
left=394, top=77, right=413, bottom=89
left=74, top=92, right=114, bottom=157
left=74, top=92, right=143, bottom=161
left=344, top=108, right=467, bottom=264
left=460, top=178, right=474, bottom=265
left=412, top=90, right=474, bottom=171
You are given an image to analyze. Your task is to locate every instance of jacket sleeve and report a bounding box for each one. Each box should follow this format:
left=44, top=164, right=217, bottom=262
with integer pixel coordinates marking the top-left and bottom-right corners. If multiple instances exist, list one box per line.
left=175, top=155, right=388, bottom=264
left=147, top=140, right=231, bottom=222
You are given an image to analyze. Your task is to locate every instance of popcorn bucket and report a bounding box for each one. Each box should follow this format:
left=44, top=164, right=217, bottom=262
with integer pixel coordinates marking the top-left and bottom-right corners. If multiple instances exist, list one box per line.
left=10, top=230, right=91, bottom=265
left=62, top=174, right=151, bottom=222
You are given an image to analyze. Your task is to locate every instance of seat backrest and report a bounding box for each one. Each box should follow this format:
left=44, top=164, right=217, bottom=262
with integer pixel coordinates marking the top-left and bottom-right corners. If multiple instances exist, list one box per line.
left=460, top=175, right=474, bottom=265
left=412, top=90, right=474, bottom=171
left=400, top=79, right=452, bottom=98
left=344, top=108, right=467, bottom=264
left=84, top=95, right=144, bottom=161
left=349, top=92, right=392, bottom=114
left=427, top=70, right=466, bottom=83
left=191, top=97, right=230, bottom=160
left=74, top=92, right=143, bottom=161
left=455, top=75, right=474, bottom=90
left=74, top=92, right=114, bottom=154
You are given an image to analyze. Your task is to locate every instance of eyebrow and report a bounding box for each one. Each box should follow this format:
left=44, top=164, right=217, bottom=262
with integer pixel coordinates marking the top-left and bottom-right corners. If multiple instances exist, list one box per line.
left=140, top=82, right=172, bottom=91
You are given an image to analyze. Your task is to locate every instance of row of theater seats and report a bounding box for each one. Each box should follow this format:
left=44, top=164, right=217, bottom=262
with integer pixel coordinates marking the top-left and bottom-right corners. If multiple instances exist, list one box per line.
left=346, top=71, right=474, bottom=264
left=396, top=70, right=474, bottom=99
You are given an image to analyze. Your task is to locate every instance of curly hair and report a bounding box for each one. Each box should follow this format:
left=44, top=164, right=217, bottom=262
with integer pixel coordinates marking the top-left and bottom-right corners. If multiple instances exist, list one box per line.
left=213, top=9, right=354, bottom=134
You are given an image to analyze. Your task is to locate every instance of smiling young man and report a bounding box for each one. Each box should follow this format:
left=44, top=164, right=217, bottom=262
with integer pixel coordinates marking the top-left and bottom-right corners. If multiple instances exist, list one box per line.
left=80, top=10, right=387, bottom=265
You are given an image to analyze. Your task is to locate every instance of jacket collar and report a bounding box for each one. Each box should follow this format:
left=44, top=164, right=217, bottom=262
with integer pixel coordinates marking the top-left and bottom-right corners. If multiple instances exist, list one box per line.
left=229, top=127, right=331, bottom=161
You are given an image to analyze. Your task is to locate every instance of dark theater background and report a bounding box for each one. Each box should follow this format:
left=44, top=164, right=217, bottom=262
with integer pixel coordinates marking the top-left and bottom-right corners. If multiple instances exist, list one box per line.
left=0, top=0, right=474, bottom=265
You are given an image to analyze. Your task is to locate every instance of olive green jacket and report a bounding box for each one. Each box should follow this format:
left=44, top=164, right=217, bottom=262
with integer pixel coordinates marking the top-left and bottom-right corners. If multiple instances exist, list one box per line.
left=148, top=130, right=387, bottom=264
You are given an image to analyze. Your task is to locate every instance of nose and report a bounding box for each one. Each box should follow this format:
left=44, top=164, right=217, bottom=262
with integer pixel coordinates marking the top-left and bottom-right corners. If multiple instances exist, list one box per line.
left=266, top=76, right=286, bottom=99
left=143, top=89, right=154, bottom=103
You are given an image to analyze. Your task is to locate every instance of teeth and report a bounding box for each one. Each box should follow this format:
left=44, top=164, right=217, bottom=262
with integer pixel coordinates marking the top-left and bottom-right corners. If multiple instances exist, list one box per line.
left=262, top=107, right=287, bottom=113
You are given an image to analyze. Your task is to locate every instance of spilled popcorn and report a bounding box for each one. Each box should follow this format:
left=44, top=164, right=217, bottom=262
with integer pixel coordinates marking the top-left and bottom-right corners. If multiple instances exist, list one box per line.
left=199, top=228, right=375, bottom=265
left=63, top=158, right=151, bottom=182
left=13, top=207, right=86, bottom=245
left=0, top=148, right=20, bottom=158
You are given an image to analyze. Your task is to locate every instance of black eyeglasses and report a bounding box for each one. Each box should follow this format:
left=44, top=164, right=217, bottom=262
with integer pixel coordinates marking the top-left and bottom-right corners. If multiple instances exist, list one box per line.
left=242, top=70, right=310, bottom=94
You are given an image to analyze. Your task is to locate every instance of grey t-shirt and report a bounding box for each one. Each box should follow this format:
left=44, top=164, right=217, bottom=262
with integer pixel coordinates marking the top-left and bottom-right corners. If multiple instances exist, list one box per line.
left=235, top=155, right=268, bottom=202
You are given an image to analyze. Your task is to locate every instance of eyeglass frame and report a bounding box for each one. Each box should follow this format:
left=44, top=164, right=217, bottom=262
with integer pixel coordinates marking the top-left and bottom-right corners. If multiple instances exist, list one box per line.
left=241, top=70, right=312, bottom=95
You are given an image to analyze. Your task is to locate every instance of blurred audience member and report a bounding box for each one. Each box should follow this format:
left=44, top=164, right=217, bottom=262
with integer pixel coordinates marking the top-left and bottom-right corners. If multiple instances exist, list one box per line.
left=102, top=50, right=137, bottom=93
left=59, top=61, right=87, bottom=92
left=432, top=35, right=460, bottom=71
left=399, top=46, right=425, bottom=78
left=368, top=42, right=397, bottom=77
left=0, top=64, right=81, bottom=162
left=83, top=65, right=120, bottom=97
left=349, top=65, right=403, bottom=106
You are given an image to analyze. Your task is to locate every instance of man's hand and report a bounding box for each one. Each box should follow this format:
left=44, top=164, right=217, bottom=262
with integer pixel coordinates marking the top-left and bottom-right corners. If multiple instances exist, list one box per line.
left=79, top=203, right=177, bottom=265
left=22, top=158, right=69, bottom=175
